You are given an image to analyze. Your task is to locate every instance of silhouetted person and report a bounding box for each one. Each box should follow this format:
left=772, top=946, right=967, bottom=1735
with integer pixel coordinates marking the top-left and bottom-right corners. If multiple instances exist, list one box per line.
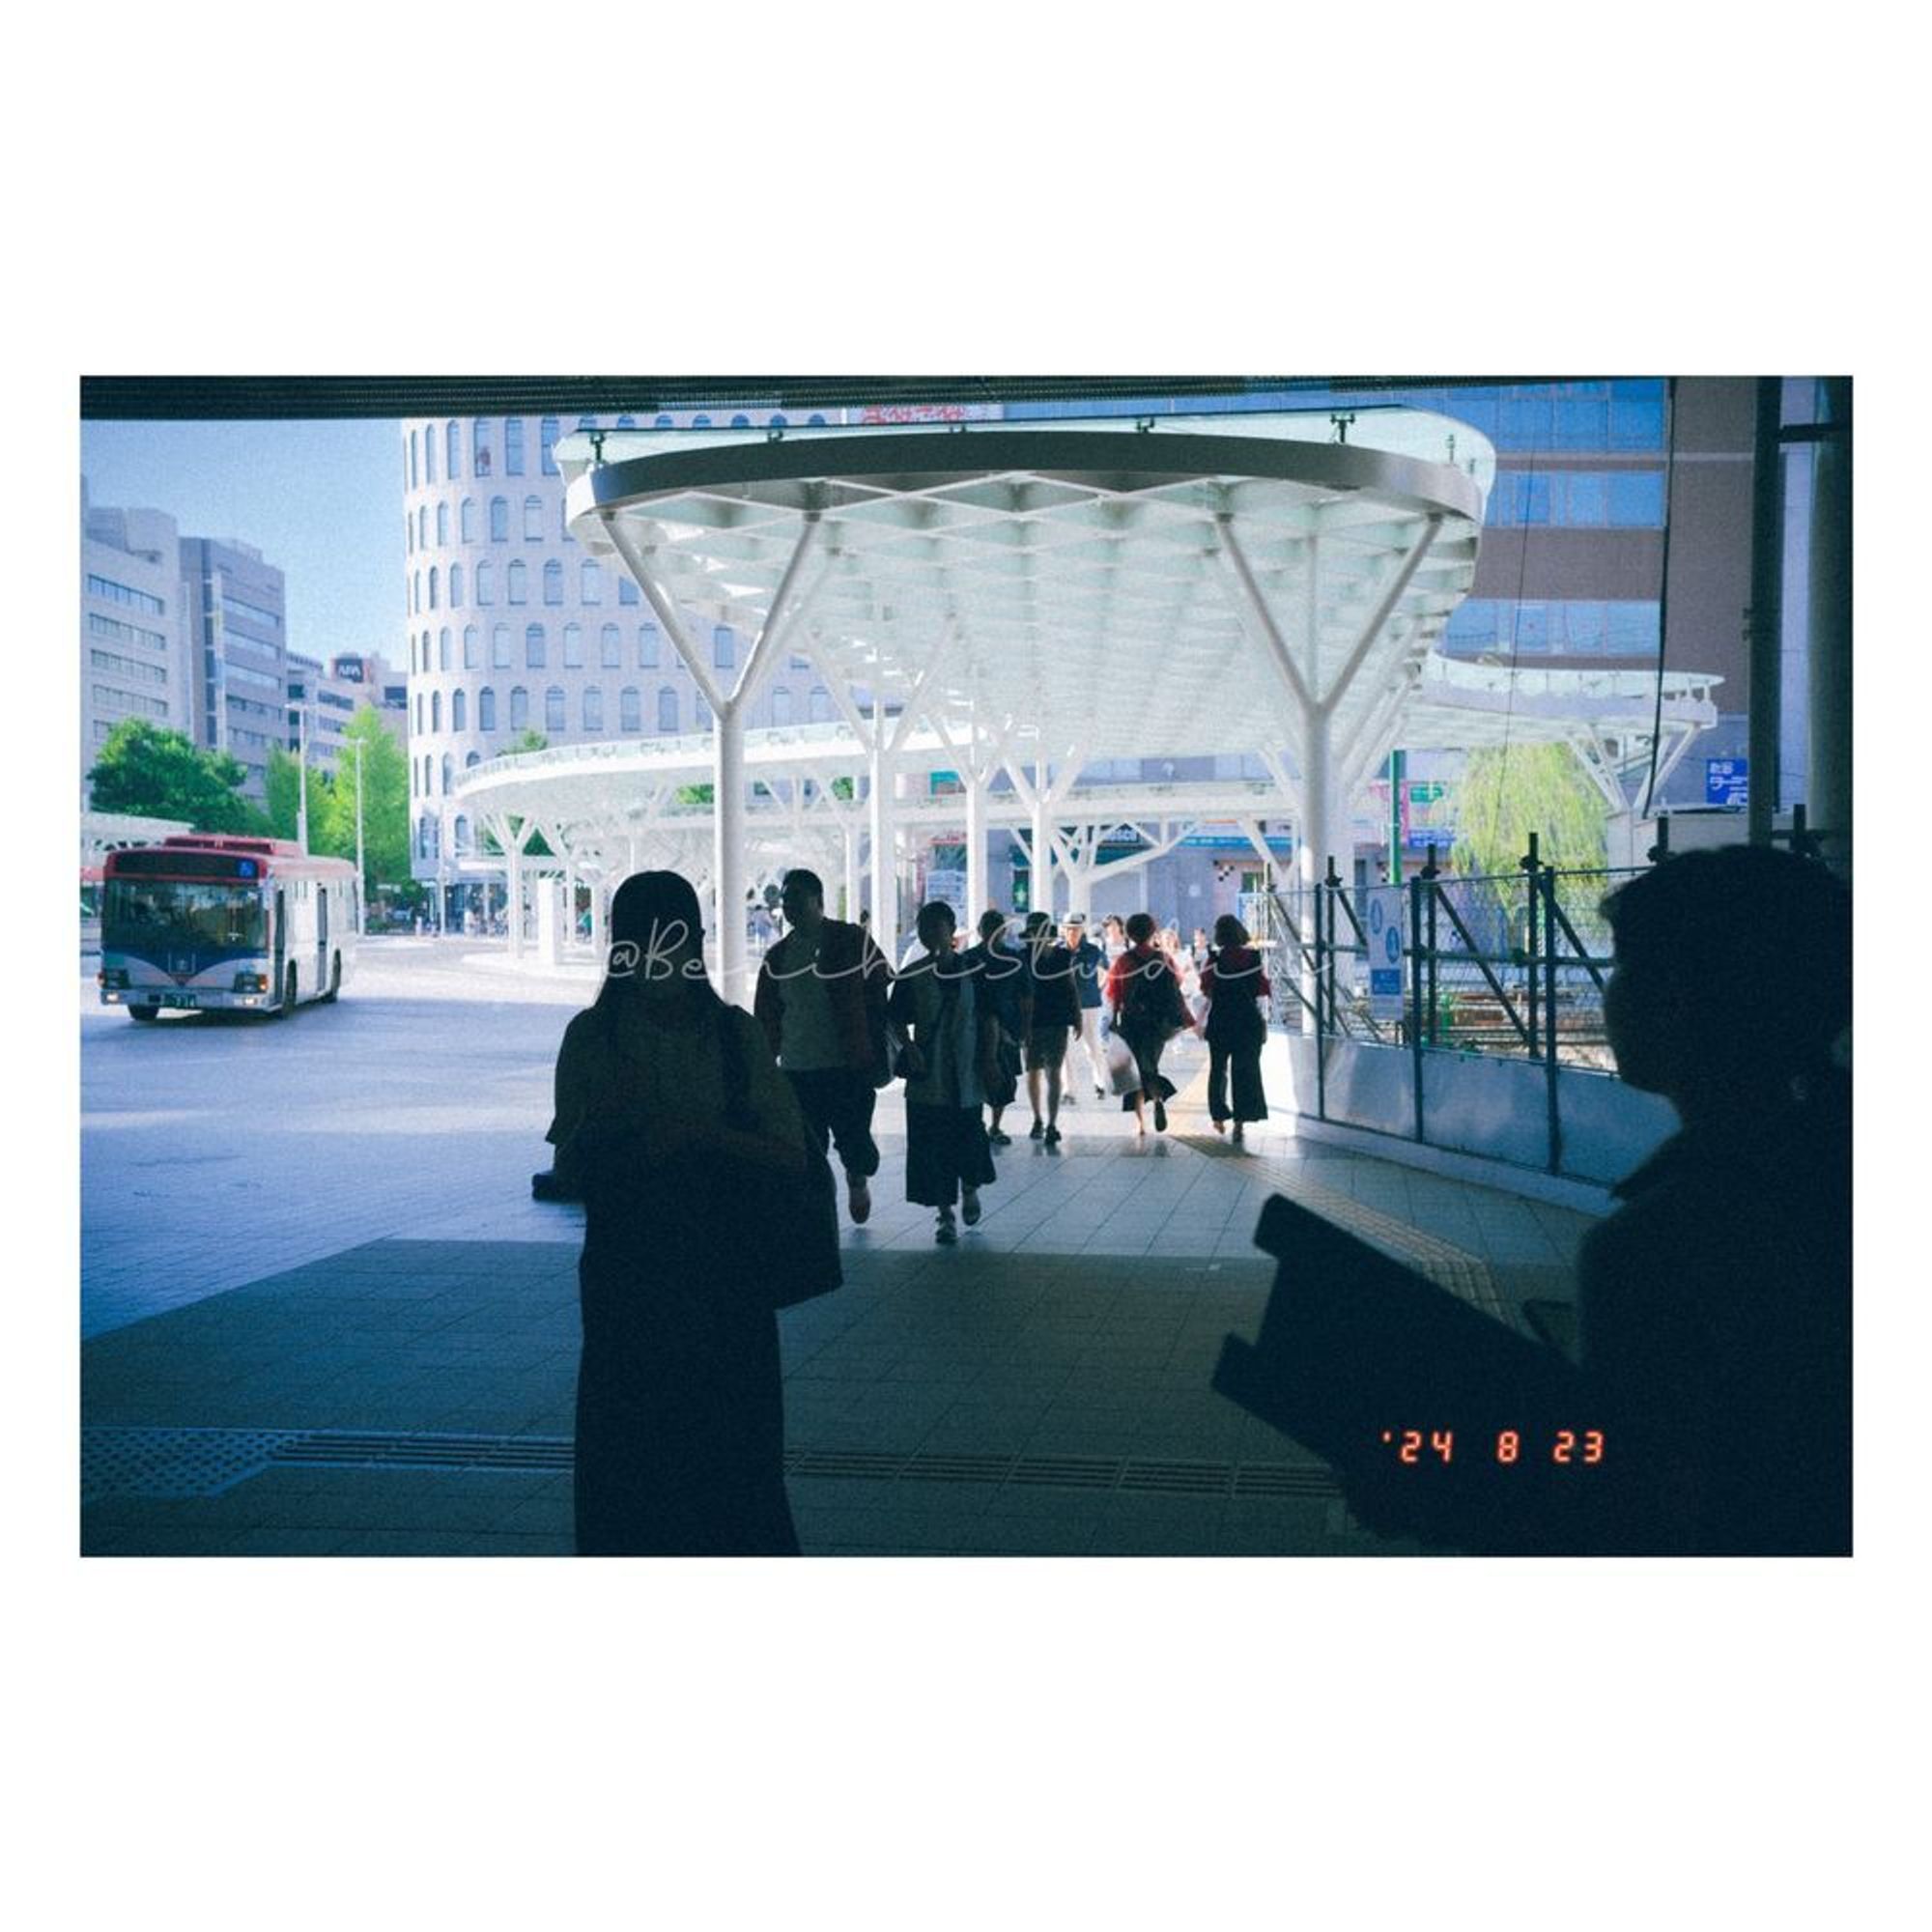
left=1200, top=913, right=1271, bottom=1144
left=964, top=908, right=1027, bottom=1147
left=1572, top=844, right=1852, bottom=1554
left=890, top=900, right=999, bottom=1244
left=754, top=867, right=894, bottom=1226
left=1329, top=845, right=1852, bottom=1555
left=1020, top=910, right=1080, bottom=1145
left=549, top=871, right=810, bottom=1555
left=1106, top=911, right=1193, bottom=1135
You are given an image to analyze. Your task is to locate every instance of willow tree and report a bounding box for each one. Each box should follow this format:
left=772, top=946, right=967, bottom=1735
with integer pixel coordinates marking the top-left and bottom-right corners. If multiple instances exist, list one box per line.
left=1450, top=743, right=1608, bottom=877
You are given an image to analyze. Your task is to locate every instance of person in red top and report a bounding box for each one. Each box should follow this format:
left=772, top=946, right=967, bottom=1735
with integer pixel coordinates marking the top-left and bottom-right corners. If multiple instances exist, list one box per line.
left=1199, top=913, right=1271, bottom=1144
left=1104, top=911, right=1193, bottom=1134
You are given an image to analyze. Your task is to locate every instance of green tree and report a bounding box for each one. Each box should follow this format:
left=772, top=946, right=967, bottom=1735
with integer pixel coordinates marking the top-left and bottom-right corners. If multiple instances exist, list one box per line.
left=1450, top=743, right=1608, bottom=878
left=316, top=707, right=412, bottom=890
left=87, top=720, right=267, bottom=832
left=264, top=745, right=335, bottom=844
left=510, top=728, right=549, bottom=753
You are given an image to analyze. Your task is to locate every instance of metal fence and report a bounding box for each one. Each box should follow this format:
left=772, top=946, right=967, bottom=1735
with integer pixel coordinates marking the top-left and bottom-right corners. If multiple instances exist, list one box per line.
left=1242, top=845, right=1644, bottom=1071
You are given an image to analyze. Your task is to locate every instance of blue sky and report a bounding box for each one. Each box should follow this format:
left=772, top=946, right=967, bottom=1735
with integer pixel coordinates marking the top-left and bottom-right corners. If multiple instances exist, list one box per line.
left=80, top=418, right=406, bottom=671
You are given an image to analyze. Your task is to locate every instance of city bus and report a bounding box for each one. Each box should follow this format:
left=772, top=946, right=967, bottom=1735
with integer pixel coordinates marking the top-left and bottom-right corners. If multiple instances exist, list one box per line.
left=99, top=836, right=358, bottom=1020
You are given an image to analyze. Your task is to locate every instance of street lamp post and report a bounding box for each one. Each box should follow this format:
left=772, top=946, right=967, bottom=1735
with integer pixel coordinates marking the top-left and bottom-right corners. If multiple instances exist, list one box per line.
left=352, top=736, right=366, bottom=934
left=296, top=703, right=310, bottom=854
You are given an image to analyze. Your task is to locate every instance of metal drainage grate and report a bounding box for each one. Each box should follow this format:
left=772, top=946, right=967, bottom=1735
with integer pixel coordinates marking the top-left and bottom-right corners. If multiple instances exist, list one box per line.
left=84, top=1426, right=1345, bottom=1506
left=83, top=1426, right=303, bottom=1502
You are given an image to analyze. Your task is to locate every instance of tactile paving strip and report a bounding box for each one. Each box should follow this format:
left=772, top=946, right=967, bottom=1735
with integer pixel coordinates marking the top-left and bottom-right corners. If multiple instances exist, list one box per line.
left=1173, top=1136, right=1510, bottom=1321
left=82, top=1426, right=304, bottom=1502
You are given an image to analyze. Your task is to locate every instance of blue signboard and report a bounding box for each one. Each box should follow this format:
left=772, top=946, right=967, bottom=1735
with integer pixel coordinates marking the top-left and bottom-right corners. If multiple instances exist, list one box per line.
left=1705, top=757, right=1748, bottom=807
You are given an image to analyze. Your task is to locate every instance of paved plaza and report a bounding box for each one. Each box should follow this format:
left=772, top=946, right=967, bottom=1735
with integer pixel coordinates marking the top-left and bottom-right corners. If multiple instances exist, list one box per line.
left=81, top=937, right=1601, bottom=1556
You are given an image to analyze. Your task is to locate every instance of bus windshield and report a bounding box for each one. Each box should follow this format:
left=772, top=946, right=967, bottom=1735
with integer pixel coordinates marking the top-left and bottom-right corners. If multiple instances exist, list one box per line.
left=103, top=879, right=268, bottom=952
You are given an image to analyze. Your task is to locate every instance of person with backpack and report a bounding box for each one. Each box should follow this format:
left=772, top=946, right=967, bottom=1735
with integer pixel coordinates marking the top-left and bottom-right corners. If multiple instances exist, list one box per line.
left=546, top=870, right=824, bottom=1556
left=1105, top=910, right=1195, bottom=1135
left=963, top=908, right=1028, bottom=1147
left=1200, top=913, right=1271, bottom=1144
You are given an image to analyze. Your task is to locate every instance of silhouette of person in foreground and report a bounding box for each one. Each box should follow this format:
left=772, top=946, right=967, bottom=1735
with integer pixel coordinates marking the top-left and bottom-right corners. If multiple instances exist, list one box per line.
left=548, top=871, right=811, bottom=1555
left=1338, top=844, right=1852, bottom=1555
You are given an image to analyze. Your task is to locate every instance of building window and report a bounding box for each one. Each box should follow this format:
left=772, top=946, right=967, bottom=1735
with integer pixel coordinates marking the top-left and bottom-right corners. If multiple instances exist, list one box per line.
left=559, top=499, right=575, bottom=545
left=446, top=420, right=462, bottom=480
left=492, top=624, right=511, bottom=668
left=621, top=687, right=640, bottom=732
left=452, top=688, right=467, bottom=731
left=436, top=501, right=449, bottom=546
left=475, top=561, right=494, bottom=606
left=405, top=511, right=412, bottom=554
left=507, top=559, right=527, bottom=605
left=695, top=693, right=713, bottom=728
left=441, top=752, right=454, bottom=794
left=526, top=623, right=546, bottom=668
left=504, top=416, right=525, bottom=476
left=540, top=416, right=560, bottom=475
left=439, top=627, right=452, bottom=671
left=809, top=686, right=832, bottom=723
left=454, top=813, right=471, bottom=853
left=424, top=427, right=437, bottom=485
left=543, top=558, right=562, bottom=605
left=427, top=567, right=439, bottom=611
left=490, top=496, right=509, bottom=542
left=730, top=413, right=751, bottom=429
left=525, top=495, right=544, bottom=541
left=415, top=694, right=424, bottom=733
left=431, top=690, right=442, bottom=732
left=409, top=429, right=418, bottom=490
left=563, top=623, right=583, bottom=668
left=582, top=687, right=604, bottom=731
left=714, top=625, right=733, bottom=669
left=582, top=559, right=602, bottom=604
left=412, top=571, right=420, bottom=613
left=639, top=624, right=659, bottom=667
left=449, top=562, right=465, bottom=608
left=418, top=503, right=429, bottom=549
left=460, top=497, right=476, bottom=543
left=509, top=686, right=528, bottom=730
left=479, top=687, right=497, bottom=731
left=466, top=751, right=480, bottom=769
left=692, top=414, right=712, bottom=429
left=771, top=686, right=793, bottom=726
left=658, top=688, right=678, bottom=733
left=618, top=577, right=639, bottom=607
left=464, top=625, right=480, bottom=668
left=545, top=686, right=565, bottom=733
left=601, top=623, right=622, bottom=668
left=472, top=419, right=492, bottom=477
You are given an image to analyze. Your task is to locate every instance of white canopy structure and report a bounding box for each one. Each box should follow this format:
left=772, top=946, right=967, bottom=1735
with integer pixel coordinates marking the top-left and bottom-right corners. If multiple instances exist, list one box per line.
left=449, top=409, right=1718, bottom=996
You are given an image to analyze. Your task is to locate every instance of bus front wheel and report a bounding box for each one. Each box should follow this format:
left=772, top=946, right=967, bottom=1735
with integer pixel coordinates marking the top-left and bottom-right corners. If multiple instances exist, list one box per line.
left=128, top=1006, right=158, bottom=1023
left=320, top=952, right=341, bottom=1003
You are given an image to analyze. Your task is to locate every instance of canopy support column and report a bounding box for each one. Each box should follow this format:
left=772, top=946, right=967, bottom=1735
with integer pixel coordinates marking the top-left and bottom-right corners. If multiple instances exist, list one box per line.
left=715, top=704, right=747, bottom=1001
left=869, top=718, right=896, bottom=960
left=965, top=767, right=986, bottom=928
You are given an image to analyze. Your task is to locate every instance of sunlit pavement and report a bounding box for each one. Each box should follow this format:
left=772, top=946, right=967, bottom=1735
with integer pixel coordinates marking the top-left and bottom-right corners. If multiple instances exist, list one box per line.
left=81, top=938, right=1600, bottom=1556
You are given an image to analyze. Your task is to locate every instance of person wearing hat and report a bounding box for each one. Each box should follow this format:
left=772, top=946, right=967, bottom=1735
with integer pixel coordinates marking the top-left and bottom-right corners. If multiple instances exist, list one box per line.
left=547, top=870, right=811, bottom=1555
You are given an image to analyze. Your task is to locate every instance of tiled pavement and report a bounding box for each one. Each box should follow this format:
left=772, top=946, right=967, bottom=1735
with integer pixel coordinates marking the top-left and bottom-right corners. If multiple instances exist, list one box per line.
left=81, top=1021, right=1603, bottom=1557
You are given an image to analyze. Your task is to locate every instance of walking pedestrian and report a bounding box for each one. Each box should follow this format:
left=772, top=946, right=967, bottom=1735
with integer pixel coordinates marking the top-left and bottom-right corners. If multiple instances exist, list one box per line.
left=1201, top=913, right=1271, bottom=1144
left=1019, top=909, right=1080, bottom=1146
left=1101, top=914, right=1128, bottom=966
left=1060, top=912, right=1109, bottom=1102
left=964, top=908, right=1028, bottom=1147
left=889, top=901, right=998, bottom=1243
left=754, top=867, right=894, bottom=1225
left=1106, top=911, right=1193, bottom=1135
left=547, top=870, right=813, bottom=1555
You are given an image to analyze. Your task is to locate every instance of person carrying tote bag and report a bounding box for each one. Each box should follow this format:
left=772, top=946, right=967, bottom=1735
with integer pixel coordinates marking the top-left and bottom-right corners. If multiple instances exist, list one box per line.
left=1200, top=913, right=1271, bottom=1145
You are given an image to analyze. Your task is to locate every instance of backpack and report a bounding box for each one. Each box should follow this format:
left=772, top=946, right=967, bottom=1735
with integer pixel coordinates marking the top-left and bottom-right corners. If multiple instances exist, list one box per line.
left=1121, top=951, right=1185, bottom=1036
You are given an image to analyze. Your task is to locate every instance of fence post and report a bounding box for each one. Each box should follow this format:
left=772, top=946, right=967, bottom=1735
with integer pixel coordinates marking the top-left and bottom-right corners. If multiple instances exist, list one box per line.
left=1419, top=847, right=1441, bottom=1045
left=1408, top=870, right=1426, bottom=1143
left=1543, top=862, right=1563, bottom=1174
left=1520, top=832, right=1541, bottom=1059
left=1317, top=857, right=1341, bottom=1122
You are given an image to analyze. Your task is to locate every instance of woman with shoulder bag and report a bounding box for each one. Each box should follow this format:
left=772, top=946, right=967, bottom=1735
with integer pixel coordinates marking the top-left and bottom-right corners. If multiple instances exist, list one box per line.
left=547, top=870, right=828, bottom=1556
left=1105, top=911, right=1195, bottom=1136
left=1200, top=913, right=1271, bottom=1145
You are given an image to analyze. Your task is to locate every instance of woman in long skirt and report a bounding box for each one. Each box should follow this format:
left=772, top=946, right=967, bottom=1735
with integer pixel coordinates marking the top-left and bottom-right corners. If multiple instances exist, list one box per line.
left=549, top=870, right=811, bottom=1555
left=889, top=901, right=998, bottom=1243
